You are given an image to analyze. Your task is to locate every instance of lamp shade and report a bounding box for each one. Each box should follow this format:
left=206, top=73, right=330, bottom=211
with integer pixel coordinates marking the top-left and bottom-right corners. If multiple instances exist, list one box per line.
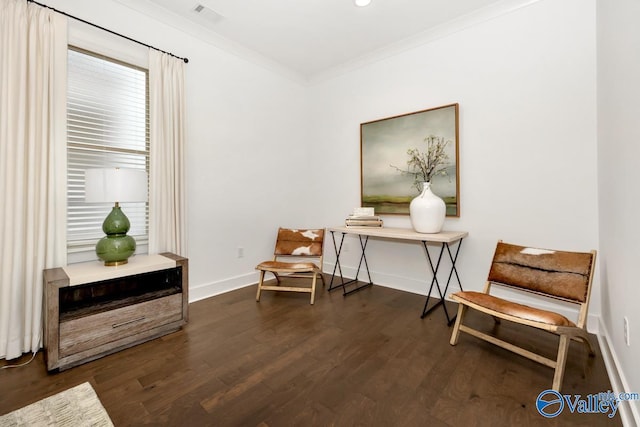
left=85, top=168, right=148, bottom=203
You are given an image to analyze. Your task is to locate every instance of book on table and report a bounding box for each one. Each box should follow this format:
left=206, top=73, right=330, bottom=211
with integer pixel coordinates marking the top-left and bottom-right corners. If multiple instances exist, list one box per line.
left=345, top=207, right=382, bottom=227
left=345, top=216, right=383, bottom=227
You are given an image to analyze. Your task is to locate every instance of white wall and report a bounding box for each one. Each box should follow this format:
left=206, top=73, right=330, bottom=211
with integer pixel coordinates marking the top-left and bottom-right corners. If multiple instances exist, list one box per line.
left=597, top=0, right=640, bottom=421
left=185, top=52, right=312, bottom=299
left=308, top=0, right=600, bottom=325
left=46, top=0, right=313, bottom=300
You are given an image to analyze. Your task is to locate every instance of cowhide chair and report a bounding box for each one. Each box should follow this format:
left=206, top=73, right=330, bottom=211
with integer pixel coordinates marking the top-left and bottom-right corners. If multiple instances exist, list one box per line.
left=449, top=241, right=597, bottom=391
left=256, top=228, right=325, bottom=305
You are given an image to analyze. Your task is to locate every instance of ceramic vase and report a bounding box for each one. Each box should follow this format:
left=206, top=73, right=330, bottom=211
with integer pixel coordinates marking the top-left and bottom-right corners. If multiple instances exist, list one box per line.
left=95, top=205, right=136, bottom=266
left=409, top=181, right=446, bottom=233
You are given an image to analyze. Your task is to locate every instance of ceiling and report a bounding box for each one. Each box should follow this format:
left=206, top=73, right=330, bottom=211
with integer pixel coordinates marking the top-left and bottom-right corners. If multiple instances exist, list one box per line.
left=123, top=0, right=520, bottom=81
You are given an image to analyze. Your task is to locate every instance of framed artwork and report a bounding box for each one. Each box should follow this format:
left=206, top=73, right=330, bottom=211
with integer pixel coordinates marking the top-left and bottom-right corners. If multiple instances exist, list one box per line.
left=360, top=103, right=459, bottom=216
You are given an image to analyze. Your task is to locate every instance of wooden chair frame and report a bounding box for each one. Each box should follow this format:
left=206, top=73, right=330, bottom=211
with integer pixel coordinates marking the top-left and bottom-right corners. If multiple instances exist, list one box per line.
left=256, top=228, right=325, bottom=305
left=449, top=241, right=597, bottom=391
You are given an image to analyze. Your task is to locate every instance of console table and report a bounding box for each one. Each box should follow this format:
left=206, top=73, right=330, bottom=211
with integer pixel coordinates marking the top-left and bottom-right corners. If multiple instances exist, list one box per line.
left=327, top=226, right=467, bottom=325
left=43, top=253, right=188, bottom=371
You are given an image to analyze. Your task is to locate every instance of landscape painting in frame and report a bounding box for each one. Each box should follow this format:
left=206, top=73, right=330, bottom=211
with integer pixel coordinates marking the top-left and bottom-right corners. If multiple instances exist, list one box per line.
left=360, top=103, right=459, bottom=216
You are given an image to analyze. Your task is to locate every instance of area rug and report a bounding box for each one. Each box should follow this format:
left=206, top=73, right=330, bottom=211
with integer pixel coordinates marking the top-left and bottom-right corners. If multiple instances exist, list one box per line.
left=0, top=382, right=113, bottom=427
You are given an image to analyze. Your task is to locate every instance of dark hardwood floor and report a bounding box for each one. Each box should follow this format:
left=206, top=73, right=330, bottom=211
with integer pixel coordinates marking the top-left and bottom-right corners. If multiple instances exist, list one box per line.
left=1, top=277, right=621, bottom=426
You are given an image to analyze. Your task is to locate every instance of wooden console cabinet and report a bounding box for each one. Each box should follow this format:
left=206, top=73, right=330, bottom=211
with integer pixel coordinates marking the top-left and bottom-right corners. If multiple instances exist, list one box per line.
left=44, top=253, right=188, bottom=371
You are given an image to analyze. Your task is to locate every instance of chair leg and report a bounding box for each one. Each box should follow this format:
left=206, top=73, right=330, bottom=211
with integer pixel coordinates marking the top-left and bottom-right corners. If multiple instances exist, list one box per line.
left=256, top=271, right=266, bottom=302
left=450, top=304, right=467, bottom=345
left=310, top=273, right=318, bottom=305
left=573, top=331, right=595, bottom=357
left=552, top=334, right=570, bottom=391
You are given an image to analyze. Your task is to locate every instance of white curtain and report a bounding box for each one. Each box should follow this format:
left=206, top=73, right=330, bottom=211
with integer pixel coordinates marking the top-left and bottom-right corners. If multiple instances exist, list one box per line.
left=148, top=50, right=187, bottom=255
left=0, top=0, right=67, bottom=360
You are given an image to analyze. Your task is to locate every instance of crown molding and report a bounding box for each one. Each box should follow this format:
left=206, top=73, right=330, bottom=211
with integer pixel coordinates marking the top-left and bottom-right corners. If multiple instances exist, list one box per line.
left=308, top=0, right=543, bottom=85
left=111, top=0, right=307, bottom=84
left=113, top=0, right=541, bottom=86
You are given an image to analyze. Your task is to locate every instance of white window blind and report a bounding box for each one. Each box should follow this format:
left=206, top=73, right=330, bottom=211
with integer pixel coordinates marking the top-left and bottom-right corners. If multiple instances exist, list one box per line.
left=67, top=47, right=149, bottom=263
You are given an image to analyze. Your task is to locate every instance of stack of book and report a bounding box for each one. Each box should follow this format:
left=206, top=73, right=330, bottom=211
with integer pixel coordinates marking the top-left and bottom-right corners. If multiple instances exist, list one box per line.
left=345, top=208, right=383, bottom=227
left=345, top=215, right=383, bottom=227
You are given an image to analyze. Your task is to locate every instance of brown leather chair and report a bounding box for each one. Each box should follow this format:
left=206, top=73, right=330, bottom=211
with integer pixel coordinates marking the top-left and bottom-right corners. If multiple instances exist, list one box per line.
left=256, top=228, right=325, bottom=305
left=449, top=241, right=597, bottom=391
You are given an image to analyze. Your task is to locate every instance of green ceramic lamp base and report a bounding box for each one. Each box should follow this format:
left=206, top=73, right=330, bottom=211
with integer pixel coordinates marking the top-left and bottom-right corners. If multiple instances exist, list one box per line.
left=96, top=204, right=136, bottom=266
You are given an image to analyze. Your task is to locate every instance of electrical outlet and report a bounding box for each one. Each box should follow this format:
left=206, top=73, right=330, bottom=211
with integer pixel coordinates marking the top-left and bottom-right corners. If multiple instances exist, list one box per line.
left=624, top=316, right=630, bottom=346
left=237, top=247, right=244, bottom=258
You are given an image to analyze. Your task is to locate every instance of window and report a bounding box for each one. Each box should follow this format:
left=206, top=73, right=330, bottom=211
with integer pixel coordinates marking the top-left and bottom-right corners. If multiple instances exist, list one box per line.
left=67, top=47, right=149, bottom=263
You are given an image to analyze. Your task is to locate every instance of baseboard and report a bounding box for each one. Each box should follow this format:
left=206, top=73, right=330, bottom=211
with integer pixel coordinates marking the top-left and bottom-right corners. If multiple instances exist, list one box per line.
left=323, top=261, right=600, bottom=333
left=323, top=261, right=459, bottom=296
left=189, top=271, right=259, bottom=303
left=597, top=319, right=640, bottom=427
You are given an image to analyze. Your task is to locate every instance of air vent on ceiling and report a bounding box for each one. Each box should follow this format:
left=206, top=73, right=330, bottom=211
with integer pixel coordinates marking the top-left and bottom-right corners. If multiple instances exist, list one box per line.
left=192, top=3, right=224, bottom=24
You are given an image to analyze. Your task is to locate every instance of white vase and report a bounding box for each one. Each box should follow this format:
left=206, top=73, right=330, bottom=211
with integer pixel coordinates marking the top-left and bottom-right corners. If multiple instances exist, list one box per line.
left=409, top=181, right=446, bottom=233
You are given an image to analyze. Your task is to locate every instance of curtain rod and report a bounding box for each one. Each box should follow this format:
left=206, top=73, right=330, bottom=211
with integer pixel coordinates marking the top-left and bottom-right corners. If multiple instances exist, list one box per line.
left=27, top=0, right=189, bottom=63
